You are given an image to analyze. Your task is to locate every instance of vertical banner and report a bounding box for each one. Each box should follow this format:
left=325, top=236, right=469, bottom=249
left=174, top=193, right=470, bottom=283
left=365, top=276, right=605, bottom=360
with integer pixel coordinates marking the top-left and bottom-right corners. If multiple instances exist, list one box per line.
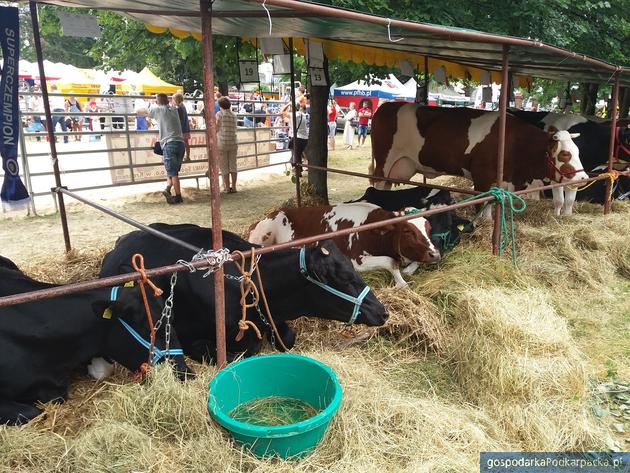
left=0, top=6, right=30, bottom=211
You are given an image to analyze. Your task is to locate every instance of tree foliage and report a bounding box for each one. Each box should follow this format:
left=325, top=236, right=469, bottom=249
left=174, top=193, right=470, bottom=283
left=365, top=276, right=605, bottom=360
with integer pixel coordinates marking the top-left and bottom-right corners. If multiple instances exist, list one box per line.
left=10, top=0, right=629, bottom=97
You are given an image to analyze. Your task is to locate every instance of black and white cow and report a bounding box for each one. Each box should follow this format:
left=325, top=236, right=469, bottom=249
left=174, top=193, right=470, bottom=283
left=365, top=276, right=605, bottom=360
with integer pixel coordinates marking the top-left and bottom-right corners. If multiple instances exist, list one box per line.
left=100, top=223, right=388, bottom=363
left=0, top=258, right=191, bottom=425
left=348, top=186, right=473, bottom=253
left=509, top=111, right=630, bottom=203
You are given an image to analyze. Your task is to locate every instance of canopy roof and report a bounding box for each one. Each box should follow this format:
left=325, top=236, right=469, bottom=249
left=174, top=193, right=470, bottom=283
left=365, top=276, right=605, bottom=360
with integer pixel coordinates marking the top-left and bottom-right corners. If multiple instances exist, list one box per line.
left=33, top=0, right=630, bottom=86
left=123, top=67, right=181, bottom=95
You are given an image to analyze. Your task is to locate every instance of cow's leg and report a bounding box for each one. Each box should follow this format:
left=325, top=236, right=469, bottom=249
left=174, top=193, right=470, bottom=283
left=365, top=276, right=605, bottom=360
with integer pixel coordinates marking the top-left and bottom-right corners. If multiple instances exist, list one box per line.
left=354, top=256, right=407, bottom=288
left=562, top=188, right=577, bottom=215
left=0, top=400, right=43, bottom=425
left=401, top=261, right=420, bottom=275
left=267, top=321, right=296, bottom=351
left=551, top=187, right=565, bottom=216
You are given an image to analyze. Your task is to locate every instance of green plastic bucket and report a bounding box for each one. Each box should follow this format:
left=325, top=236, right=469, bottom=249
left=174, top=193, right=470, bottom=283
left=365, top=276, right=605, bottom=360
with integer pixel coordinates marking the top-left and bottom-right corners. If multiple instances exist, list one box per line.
left=208, top=354, right=342, bottom=458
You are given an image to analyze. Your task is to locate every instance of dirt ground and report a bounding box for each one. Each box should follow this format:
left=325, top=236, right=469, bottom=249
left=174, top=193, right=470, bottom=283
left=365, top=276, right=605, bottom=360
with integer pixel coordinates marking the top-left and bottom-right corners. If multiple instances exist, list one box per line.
left=1, top=138, right=377, bottom=263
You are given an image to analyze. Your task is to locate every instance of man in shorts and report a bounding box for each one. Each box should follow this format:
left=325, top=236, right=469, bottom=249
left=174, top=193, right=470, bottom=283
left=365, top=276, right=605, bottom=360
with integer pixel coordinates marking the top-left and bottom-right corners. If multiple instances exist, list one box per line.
left=357, top=99, right=372, bottom=147
left=137, top=93, right=185, bottom=204
left=216, top=97, right=239, bottom=193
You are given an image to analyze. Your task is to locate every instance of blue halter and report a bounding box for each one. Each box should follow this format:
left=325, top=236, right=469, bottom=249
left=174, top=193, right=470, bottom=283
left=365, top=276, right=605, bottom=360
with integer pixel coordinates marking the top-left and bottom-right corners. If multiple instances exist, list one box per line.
left=299, top=247, right=371, bottom=325
left=110, top=287, right=184, bottom=365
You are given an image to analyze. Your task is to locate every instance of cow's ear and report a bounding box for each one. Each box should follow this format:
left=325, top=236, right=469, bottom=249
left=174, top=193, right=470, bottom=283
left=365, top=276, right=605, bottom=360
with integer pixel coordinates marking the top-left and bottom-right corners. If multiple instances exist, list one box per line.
left=570, top=132, right=580, bottom=139
left=92, top=301, right=122, bottom=320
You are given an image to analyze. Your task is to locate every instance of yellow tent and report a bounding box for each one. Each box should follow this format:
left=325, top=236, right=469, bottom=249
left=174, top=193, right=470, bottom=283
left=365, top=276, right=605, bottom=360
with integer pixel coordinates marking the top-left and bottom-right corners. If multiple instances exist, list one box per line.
left=124, top=67, right=181, bottom=95
left=54, top=68, right=101, bottom=103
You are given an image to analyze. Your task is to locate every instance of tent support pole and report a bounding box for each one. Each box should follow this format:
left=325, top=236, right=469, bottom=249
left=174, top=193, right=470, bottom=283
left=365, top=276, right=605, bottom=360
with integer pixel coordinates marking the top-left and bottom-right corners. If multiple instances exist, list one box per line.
left=29, top=0, right=71, bottom=253
left=289, top=38, right=301, bottom=207
left=604, top=72, right=620, bottom=215
left=423, top=55, right=429, bottom=104
left=492, top=44, right=509, bottom=256
left=200, top=0, right=227, bottom=369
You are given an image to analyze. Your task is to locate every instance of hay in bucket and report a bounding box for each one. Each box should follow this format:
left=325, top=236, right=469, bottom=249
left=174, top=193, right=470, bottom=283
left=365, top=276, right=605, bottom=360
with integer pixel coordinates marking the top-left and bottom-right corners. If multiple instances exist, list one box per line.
left=228, top=396, right=320, bottom=426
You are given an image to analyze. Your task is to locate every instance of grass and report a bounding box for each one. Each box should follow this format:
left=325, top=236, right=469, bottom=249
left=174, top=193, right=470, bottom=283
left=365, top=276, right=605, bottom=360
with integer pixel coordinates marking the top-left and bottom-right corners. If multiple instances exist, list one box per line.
left=1, top=135, right=629, bottom=471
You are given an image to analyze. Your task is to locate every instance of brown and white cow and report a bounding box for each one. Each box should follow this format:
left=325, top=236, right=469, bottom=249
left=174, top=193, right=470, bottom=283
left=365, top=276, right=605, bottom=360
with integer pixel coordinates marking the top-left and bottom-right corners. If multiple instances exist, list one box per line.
left=370, top=103, right=589, bottom=216
left=248, top=202, right=440, bottom=288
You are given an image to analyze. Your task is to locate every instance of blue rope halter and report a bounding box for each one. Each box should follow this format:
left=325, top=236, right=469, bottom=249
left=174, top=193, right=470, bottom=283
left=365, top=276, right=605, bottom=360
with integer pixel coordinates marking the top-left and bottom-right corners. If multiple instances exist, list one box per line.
left=110, top=286, right=184, bottom=365
left=299, top=247, right=371, bottom=325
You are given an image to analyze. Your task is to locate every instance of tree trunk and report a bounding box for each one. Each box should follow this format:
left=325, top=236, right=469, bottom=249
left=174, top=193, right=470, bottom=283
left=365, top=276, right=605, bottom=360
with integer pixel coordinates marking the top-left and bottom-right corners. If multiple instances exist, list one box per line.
left=620, top=87, right=630, bottom=119
left=580, top=83, right=598, bottom=116
left=217, top=81, right=228, bottom=96
left=305, top=59, right=329, bottom=204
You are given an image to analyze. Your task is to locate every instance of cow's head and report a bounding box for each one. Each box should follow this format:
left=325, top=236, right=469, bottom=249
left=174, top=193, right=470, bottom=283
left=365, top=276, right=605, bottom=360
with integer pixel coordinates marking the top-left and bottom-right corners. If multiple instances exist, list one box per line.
left=92, top=284, right=192, bottom=380
left=547, top=130, right=589, bottom=182
left=391, top=211, right=441, bottom=264
left=302, top=240, right=388, bottom=326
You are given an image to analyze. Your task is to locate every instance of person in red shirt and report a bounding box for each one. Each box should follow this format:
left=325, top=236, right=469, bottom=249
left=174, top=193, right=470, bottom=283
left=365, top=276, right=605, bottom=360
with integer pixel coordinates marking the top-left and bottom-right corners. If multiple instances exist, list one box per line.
left=327, top=99, right=338, bottom=150
left=357, top=99, right=372, bottom=147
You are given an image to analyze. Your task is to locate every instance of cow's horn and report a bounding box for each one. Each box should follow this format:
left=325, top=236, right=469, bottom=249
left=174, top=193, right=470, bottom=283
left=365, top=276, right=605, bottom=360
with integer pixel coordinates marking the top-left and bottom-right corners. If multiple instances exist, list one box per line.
left=321, top=247, right=330, bottom=256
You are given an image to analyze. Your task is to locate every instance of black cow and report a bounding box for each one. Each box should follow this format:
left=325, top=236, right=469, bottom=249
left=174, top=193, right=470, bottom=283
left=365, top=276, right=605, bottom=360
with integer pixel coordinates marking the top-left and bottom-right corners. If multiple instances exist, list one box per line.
left=0, top=261, right=191, bottom=425
left=348, top=187, right=473, bottom=253
left=100, top=223, right=388, bottom=363
left=0, top=255, right=20, bottom=271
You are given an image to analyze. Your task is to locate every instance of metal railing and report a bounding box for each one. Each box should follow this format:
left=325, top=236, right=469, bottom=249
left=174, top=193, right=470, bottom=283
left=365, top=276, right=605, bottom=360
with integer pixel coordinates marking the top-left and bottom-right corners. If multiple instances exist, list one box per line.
left=7, top=92, right=296, bottom=213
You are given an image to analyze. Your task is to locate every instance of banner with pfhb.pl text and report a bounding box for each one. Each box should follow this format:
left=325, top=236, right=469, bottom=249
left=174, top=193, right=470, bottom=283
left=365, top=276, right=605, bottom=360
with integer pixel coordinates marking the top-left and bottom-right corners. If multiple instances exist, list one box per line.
left=1, top=6, right=30, bottom=211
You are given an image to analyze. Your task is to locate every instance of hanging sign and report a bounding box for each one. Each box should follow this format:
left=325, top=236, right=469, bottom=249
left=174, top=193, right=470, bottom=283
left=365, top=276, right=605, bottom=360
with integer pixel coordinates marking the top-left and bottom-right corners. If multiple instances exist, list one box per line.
left=273, top=54, right=291, bottom=74
left=239, top=60, right=259, bottom=83
left=399, top=60, right=414, bottom=77
left=307, top=41, right=324, bottom=68
left=433, top=66, right=447, bottom=84
left=58, top=12, right=101, bottom=38
left=482, top=86, right=492, bottom=103
left=260, top=38, right=284, bottom=56
left=0, top=6, right=30, bottom=211
left=480, top=71, right=491, bottom=86
left=309, top=68, right=327, bottom=86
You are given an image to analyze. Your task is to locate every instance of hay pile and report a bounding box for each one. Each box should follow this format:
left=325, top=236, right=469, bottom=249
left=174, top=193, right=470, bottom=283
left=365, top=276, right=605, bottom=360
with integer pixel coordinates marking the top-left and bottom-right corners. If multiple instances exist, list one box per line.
left=2, top=200, right=628, bottom=472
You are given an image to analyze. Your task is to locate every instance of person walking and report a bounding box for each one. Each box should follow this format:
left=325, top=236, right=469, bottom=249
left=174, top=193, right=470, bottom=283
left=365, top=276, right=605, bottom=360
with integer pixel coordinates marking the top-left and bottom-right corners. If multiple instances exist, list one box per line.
left=137, top=93, right=185, bottom=204
left=343, top=102, right=357, bottom=149
left=216, top=97, right=239, bottom=193
left=292, top=103, right=309, bottom=168
left=173, top=92, right=191, bottom=162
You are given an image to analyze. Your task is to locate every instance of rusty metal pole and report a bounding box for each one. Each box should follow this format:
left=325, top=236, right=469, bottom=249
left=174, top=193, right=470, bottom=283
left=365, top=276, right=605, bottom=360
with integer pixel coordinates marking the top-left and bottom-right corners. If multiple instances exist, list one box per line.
left=604, top=71, right=621, bottom=215
left=492, top=45, right=510, bottom=256
left=288, top=38, right=302, bottom=207
left=200, top=0, right=227, bottom=368
left=29, top=0, right=71, bottom=252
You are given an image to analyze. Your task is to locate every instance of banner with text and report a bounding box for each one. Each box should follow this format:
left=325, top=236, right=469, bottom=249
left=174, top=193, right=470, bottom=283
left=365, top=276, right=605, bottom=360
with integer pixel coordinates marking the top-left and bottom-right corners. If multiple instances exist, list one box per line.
left=0, top=6, right=31, bottom=211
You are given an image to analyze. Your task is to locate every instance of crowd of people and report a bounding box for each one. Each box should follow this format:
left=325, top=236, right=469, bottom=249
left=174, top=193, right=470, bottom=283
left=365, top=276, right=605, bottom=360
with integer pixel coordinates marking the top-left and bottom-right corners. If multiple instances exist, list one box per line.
left=17, top=80, right=376, bottom=205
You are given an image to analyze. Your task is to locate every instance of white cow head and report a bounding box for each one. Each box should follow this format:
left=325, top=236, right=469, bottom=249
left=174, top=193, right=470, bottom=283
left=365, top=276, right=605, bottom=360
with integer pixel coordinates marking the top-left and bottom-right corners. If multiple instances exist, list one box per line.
left=549, top=129, right=589, bottom=183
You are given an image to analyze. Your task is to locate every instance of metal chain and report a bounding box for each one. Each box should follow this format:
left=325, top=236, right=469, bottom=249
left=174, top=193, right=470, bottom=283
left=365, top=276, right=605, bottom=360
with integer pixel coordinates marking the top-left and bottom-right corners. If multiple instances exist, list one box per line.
left=249, top=287, right=276, bottom=350
left=154, top=272, right=177, bottom=353
left=224, top=255, right=261, bottom=282
left=176, top=247, right=232, bottom=278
